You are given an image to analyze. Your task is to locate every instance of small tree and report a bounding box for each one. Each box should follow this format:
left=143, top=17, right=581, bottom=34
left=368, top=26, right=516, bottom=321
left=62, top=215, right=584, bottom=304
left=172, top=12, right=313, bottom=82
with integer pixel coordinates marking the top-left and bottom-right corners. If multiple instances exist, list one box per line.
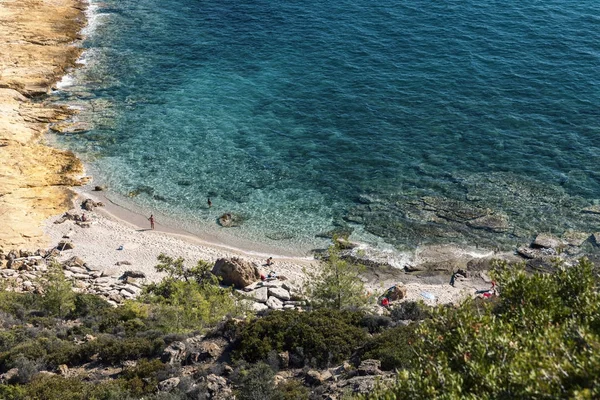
left=143, top=254, right=238, bottom=332
left=304, top=240, right=371, bottom=310
left=38, top=263, right=75, bottom=318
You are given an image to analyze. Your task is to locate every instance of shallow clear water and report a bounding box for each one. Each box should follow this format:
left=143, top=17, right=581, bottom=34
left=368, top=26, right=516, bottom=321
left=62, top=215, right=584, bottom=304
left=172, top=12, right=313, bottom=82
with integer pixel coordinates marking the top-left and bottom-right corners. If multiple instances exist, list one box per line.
left=54, top=0, right=600, bottom=253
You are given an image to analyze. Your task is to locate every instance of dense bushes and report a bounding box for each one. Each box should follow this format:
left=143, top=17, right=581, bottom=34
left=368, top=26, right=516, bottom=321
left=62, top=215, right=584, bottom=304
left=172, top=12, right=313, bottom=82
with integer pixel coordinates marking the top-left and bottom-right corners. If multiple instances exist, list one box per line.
left=390, top=301, right=431, bottom=321
left=304, top=241, right=372, bottom=310
left=365, top=259, right=600, bottom=399
left=233, top=309, right=367, bottom=368
left=359, top=325, right=417, bottom=371
left=140, top=255, right=240, bottom=333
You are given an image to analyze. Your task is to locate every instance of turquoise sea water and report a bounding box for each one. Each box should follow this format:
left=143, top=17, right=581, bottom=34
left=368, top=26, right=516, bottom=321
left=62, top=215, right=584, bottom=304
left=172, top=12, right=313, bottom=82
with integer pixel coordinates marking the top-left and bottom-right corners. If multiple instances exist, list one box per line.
left=54, top=0, right=600, bottom=254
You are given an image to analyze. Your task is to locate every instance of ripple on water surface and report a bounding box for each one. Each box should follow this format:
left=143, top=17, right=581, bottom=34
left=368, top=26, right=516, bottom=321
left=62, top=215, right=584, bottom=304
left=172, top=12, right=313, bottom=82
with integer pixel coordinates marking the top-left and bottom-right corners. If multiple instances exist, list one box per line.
left=53, top=0, right=600, bottom=253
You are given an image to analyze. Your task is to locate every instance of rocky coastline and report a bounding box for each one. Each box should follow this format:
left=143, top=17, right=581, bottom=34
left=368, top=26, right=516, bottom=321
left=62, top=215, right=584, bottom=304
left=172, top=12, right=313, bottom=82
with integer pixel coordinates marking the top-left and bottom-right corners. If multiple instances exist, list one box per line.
left=0, top=0, right=89, bottom=250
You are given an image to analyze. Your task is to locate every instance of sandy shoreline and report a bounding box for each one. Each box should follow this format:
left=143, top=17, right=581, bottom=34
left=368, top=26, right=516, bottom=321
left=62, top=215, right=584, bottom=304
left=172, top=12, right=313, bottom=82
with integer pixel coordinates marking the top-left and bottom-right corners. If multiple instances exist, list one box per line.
left=1, top=0, right=492, bottom=306
left=42, top=188, right=489, bottom=304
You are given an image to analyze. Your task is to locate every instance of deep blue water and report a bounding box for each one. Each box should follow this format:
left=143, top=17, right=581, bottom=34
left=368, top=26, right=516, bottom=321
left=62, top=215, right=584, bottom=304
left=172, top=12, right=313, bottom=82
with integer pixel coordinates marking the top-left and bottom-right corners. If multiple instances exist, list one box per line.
left=55, top=0, right=600, bottom=253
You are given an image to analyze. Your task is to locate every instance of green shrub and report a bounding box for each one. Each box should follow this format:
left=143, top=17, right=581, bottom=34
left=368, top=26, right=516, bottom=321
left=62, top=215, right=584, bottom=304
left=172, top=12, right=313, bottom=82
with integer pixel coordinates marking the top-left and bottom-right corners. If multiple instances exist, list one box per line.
left=231, top=362, right=277, bottom=400
left=390, top=301, right=431, bottom=321
left=37, top=264, right=75, bottom=318
left=234, top=309, right=367, bottom=368
left=0, top=384, right=25, bottom=400
left=141, top=255, right=239, bottom=333
left=361, top=314, right=393, bottom=334
left=70, top=293, right=111, bottom=318
left=304, top=241, right=372, bottom=310
left=274, top=380, right=310, bottom=400
left=360, top=325, right=417, bottom=371
left=121, top=359, right=166, bottom=396
left=97, top=337, right=164, bottom=365
left=21, top=375, right=128, bottom=400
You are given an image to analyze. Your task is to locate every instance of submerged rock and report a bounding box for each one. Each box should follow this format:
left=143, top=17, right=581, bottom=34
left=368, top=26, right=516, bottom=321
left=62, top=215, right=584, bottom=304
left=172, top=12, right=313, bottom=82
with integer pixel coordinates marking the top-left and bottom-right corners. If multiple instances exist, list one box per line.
left=562, top=230, right=591, bottom=247
left=218, top=213, right=243, bottom=227
left=582, top=205, right=600, bottom=215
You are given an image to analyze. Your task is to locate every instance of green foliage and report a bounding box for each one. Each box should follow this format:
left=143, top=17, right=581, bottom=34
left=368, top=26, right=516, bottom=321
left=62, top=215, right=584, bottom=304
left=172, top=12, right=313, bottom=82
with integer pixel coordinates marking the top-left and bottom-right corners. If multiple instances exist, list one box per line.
left=232, top=362, right=277, bottom=400
left=38, top=263, right=75, bottom=318
left=390, top=301, right=431, bottom=322
left=0, top=384, right=25, bottom=400
left=141, top=255, right=238, bottom=333
left=233, top=309, right=367, bottom=368
left=364, top=258, right=600, bottom=399
left=70, top=293, right=111, bottom=319
left=274, top=380, right=311, bottom=400
left=305, top=241, right=372, bottom=310
left=18, top=375, right=128, bottom=400
left=122, top=359, right=166, bottom=396
left=360, top=325, right=417, bottom=371
left=96, top=336, right=164, bottom=365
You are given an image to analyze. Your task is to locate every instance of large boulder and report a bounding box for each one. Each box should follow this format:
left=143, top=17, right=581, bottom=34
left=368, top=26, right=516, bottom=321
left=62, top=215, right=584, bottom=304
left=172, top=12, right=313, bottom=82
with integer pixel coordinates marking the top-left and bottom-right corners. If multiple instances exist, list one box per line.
left=212, top=258, right=260, bottom=289
left=268, top=287, right=291, bottom=301
left=532, top=233, right=564, bottom=250
left=384, top=284, right=407, bottom=301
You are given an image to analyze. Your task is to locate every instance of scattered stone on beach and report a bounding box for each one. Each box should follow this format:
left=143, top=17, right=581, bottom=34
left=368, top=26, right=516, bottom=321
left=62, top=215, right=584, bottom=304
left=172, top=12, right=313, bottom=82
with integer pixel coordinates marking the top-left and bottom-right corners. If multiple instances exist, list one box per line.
left=57, top=240, right=74, bottom=251
left=268, top=287, right=291, bottom=301
left=593, top=233, right=600, bottom=247
left=54, top=211, right=79, bottom=224
left=249, top=287, right=268, bottom=303
left=64, top=256, right=86, bottom=268
left=532, top=233, right=564, bottom=250
left=81, top=198, right=103, bottom=211
left=116, top=261, right=133, bottom=266
left=94, top=185, right=107, bottom=191
left=212, top=258, right=260, bottom=289
left=122, top=270, right=146, bottom=279
left=266, top=296, right=284, bottom=310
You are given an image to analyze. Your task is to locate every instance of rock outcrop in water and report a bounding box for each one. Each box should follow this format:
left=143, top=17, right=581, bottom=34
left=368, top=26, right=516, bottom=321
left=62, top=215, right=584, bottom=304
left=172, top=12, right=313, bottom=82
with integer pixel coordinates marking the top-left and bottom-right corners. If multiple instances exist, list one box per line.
left=344, top=172, right=600, bottom=250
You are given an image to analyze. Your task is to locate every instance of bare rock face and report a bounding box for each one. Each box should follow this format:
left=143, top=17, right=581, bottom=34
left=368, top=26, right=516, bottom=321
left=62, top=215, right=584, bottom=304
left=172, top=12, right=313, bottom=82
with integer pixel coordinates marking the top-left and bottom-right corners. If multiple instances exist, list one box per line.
left=357, top=359, right=383, bottom=376
left=212, top=258, right=260, bottom=289
left=158, top=377, right=180, bottom=392
left=161, top=341, right=186, bottom=365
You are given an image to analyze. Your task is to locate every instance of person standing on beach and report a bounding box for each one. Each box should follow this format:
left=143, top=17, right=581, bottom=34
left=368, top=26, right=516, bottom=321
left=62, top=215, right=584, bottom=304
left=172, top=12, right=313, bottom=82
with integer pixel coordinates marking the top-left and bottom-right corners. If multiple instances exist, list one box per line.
left=148, top=214, right=155, bottom=230
left=207, top=197, right=212, bottom=208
